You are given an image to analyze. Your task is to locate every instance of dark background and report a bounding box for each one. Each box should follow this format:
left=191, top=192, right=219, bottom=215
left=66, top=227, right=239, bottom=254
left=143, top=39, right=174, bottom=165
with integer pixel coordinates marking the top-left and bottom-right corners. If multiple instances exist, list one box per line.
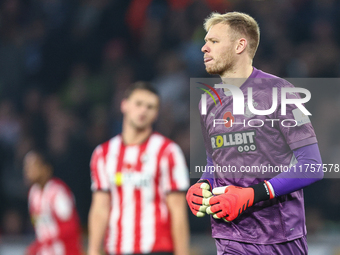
left=0, top=0, right=340, bottom=252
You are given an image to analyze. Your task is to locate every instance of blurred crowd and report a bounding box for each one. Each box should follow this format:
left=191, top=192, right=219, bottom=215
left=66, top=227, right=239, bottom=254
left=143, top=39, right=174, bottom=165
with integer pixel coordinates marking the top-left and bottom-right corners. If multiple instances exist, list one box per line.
left=1, top=0, right=340, bottom=239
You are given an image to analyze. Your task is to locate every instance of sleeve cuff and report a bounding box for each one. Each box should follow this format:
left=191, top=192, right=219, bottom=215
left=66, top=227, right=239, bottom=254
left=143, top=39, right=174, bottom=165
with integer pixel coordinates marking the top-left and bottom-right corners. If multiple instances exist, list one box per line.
left=289, top=137, right=317, bottom=150
left=92, top=189, right=110, bottom=192
left=198, top=179, right=212, bottom=189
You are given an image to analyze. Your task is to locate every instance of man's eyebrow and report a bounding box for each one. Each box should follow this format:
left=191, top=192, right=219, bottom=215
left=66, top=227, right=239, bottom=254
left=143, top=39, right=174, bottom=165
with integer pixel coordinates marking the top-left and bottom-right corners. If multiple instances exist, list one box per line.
left=204, top=37, right=219, bottom=42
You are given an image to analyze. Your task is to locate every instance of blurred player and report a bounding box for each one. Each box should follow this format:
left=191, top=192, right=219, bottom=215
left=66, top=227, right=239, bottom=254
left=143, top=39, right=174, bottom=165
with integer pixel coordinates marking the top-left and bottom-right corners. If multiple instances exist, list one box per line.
left=88, top=82, right=190, bottom=255
left=186, top=12, right=323, bottom=254
left=24, top=150, right=82, bottom=255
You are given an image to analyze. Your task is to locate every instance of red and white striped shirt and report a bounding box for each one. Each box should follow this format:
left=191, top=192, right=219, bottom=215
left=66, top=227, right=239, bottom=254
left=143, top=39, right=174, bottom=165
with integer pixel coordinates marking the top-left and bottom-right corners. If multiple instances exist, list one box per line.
left=27, top=178, right=82, bottom=255
left=90, top=132, right=189, bottom=255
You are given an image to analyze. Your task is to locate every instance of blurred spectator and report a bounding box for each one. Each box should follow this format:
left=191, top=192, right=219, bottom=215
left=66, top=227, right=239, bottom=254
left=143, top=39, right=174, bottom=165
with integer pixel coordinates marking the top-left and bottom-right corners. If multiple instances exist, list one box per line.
left=0, top=100, right=21, bottom=148
left=1, top=209, right=24, bottom=236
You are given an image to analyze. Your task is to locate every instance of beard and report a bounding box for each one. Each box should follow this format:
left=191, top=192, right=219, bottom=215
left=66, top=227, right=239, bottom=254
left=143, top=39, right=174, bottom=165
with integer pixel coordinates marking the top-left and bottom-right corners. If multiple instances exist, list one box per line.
left=129, top=118, right=149, bottom=131
left=205, top=47, right=235, bottom=76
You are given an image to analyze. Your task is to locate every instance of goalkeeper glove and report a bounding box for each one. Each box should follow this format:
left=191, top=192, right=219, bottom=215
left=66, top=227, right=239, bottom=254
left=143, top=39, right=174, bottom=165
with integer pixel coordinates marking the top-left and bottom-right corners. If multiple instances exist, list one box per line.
left=205, top=181, right=274, bottom=222
left=186, top=180, right=213, bottom=217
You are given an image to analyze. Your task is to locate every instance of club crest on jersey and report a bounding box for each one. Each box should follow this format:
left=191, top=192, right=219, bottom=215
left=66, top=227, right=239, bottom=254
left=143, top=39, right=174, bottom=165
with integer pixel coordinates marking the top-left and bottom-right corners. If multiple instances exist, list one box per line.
left=223, top=112, right=235, bottom=128
left=123, top=163, right=133, bottom=172
left=211, top=130, right=257, bottom=153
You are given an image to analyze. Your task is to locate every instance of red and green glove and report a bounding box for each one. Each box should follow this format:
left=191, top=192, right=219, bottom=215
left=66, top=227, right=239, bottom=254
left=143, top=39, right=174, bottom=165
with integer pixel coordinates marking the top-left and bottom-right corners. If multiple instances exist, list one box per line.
left=205, top=181, right=274, bottom=222
left=186, top=180, right=213, bottom=217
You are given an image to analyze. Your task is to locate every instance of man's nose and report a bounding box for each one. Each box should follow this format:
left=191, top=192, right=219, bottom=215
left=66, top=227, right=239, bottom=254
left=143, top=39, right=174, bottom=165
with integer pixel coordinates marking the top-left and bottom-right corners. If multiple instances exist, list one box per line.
left=201, top=43, right=209, bottom=53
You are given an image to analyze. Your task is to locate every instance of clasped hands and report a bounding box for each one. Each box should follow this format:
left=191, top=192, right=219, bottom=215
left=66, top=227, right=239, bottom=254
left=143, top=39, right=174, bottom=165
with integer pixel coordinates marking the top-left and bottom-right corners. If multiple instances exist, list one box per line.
left=186, top=182, right=255, bottom=222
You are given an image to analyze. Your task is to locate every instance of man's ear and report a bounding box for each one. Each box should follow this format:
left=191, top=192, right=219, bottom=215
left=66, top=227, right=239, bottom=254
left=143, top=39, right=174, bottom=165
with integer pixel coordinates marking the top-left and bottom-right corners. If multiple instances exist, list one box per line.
left=121, top=99, right=127, bottom=114
left=235, top=38, right=247, bottom=54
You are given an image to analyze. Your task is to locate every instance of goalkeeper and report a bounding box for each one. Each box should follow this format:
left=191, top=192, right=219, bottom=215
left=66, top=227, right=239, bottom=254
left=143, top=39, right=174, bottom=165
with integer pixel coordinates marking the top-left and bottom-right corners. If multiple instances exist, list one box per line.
left=186, top=11, right=323, bottom=255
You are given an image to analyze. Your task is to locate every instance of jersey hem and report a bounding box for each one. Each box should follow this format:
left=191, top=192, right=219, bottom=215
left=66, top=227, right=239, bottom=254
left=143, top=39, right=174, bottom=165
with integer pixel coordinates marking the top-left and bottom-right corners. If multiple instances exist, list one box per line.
left=166, top=189, right=188, bottom=194
left=211, top=233, right=306, bottom=245
left=289, top=137, right=317, bottom=150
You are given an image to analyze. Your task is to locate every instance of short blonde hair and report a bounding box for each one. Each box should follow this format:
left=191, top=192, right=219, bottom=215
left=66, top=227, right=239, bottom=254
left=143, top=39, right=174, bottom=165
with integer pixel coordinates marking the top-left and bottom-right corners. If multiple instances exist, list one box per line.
left=204, top=12, right=260, bottom=59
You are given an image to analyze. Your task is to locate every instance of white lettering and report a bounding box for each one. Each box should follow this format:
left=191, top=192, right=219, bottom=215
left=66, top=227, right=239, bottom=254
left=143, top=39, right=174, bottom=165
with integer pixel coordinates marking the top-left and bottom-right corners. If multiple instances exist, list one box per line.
left=281, top=88, right=311, bottom=116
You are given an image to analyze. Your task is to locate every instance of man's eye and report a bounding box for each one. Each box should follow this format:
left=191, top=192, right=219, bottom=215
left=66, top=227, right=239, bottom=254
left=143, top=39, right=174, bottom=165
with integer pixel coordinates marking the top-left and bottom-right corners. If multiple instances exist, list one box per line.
left=212, top=41, right=217, bottom=44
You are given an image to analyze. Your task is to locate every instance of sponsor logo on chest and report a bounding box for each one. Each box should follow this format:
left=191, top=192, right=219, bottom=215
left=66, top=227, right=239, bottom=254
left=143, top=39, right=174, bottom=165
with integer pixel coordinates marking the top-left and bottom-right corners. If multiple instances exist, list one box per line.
left=211, top=130, right=257, bottom=153
left=113, top=153, right=153, bottom=187
left=114, top=172, right=152, bottom=188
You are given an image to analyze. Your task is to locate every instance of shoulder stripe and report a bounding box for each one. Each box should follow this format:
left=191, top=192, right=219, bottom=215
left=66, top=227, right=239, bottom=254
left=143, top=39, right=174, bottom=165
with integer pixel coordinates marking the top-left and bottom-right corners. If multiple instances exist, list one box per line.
left=152, top=138, right=172, bottom=252
left=134, top=137, right=149, bottom=253
left=168, top=151, right=177, bottom=191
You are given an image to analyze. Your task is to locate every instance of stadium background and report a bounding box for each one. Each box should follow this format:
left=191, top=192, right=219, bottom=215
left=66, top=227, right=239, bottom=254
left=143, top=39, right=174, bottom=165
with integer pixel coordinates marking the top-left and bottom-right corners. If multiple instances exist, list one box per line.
left=0, top=0, right=340, bottom=254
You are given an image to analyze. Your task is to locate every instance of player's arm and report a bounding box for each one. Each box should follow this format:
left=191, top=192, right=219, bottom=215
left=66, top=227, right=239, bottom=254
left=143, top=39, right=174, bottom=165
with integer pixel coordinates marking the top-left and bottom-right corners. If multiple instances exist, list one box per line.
left=200, top=156, right=214, bottom=188
left=198, top=100, right=215, bottom=189
left=88, top=144, right=111, bottom=255
left=206, top=143, right=323, bottom=222
left=26, top=191, right=41, bottom=255
left=265, top=143, right=323, bottom=196
left=160, top=142, right=190, bottom=254
left=88, top=191, right=110, bottom=255
left=166, top=192, right=190, bottom=255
